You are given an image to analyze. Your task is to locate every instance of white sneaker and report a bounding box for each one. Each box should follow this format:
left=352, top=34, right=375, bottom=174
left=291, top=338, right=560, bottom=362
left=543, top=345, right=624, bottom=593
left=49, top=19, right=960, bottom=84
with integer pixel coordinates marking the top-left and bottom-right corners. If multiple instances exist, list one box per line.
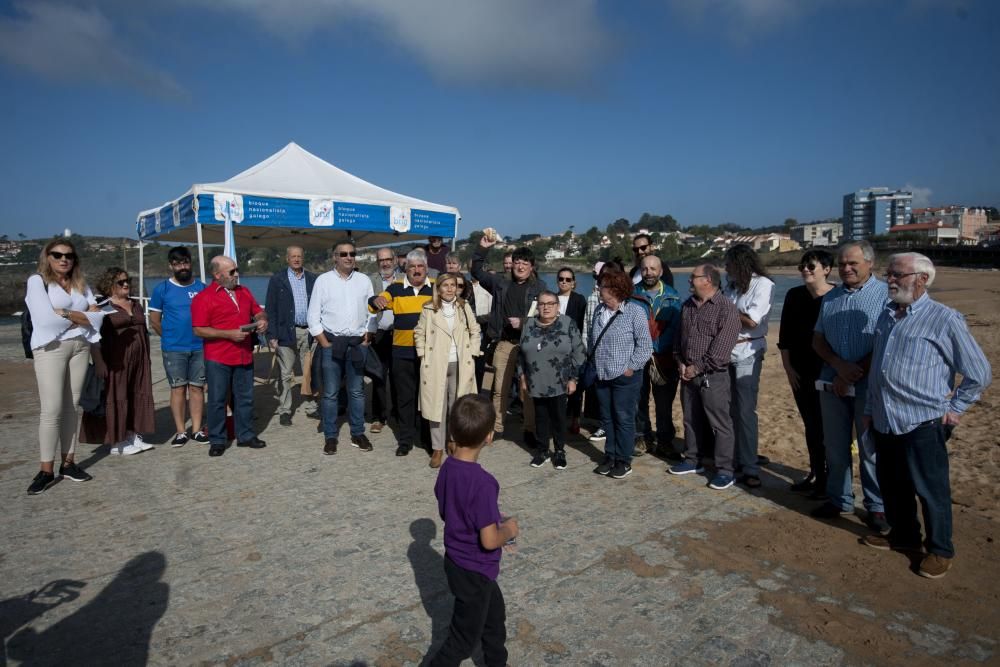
left=120, top=442, right=144, bottom=456
left=109, top=442, right=124, bottom=455
left=131, top=433, right=154, bottom=451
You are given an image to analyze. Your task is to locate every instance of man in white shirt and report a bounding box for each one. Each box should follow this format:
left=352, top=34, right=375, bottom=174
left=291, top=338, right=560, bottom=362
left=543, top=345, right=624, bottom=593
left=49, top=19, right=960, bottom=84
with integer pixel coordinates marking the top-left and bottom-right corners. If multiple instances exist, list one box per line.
left=308, top=239, right=376, bottom=455
left=723, top=244, right=774, bottom=487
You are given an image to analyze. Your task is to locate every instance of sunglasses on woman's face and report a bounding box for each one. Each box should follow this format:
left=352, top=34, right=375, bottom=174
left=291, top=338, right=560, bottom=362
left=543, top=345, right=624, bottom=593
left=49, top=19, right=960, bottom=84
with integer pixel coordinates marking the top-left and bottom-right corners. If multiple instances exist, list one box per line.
left=49, top=251, right=76, bottom=261
left=798, top=263, right=819, bottom=271
left=116, top=279, right=130, bottom=287
left=557, top=276, right=574, bottom=283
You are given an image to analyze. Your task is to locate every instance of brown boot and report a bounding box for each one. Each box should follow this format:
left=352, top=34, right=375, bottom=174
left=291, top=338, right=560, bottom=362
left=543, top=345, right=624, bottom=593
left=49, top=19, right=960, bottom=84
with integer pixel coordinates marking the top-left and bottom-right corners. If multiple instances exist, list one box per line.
left=429, top=450, right=444, bottom=468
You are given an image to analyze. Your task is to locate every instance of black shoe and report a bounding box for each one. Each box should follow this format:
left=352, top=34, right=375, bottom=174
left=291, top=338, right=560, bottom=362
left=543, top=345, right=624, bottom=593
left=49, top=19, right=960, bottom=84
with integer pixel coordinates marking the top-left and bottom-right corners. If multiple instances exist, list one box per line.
left=594, top=456, right=614, bottom=476
left=757, top=455, right=770, bottom=466
left=324, top=438, right=338, bottom=455
left=279, top=414, right=293, bottom=427
left=864, top=511, right=891, bottom=535
left=552, top=450, right=567, bottom=470
left=351, top=434, right=374, bottom=452
left=27, top=471, right=56, bottom=495
left=396, top=444, right=412, bottom=457
left=192, top=430, right=210, bottom=445
left=209, top=445, right=226, bottom=457
left=530, top=450, right=550, bottom=468
left=790, top=474, right=817, bottom=493
left=610, top=461, right=633, bottom=479
left=810, top=502, right=853, bottom=519
left=171, top=432, right=190, bottom=448
left=237, top=437, right=267, bottom=449
left=306, top=408, right=321, bottom=420
left=59, top=462, right=92, bottom=482
left=740, top=475, right=762, bottom=489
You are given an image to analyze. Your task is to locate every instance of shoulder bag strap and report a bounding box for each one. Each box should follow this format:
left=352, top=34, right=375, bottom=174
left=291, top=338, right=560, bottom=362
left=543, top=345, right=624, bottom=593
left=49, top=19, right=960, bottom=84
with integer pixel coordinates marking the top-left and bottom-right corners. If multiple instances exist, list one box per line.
left=586, top=310, right=622, bottom=363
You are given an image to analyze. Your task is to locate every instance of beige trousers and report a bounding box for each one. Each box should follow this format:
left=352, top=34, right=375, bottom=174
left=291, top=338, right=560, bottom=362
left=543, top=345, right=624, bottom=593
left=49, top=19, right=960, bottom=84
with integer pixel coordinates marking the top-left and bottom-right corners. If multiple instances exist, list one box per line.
left=429, top=362, right=458, bottom=451
left=33, top=338, right=90, bottom=462
left=491, top=340, right=534, bottom=434
left=275, top=327, right=312, bottom=416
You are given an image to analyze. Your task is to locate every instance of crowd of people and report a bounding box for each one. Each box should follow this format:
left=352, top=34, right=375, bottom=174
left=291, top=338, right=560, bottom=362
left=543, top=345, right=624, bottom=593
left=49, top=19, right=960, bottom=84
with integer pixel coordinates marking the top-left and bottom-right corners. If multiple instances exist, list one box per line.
left=23, top=233, right=992, bottom=582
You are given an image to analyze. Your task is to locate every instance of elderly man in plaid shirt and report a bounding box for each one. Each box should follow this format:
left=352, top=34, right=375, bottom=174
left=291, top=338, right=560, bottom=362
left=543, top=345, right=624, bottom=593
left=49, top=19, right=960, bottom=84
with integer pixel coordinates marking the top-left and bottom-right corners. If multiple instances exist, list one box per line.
left=668, top=264, right=740, bottom=490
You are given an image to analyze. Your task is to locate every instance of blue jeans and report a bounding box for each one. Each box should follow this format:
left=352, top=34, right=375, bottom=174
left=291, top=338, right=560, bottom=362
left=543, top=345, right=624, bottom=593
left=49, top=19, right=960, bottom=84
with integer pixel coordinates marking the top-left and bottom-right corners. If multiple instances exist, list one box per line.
left=874, top=421, right=954, bottom=557
left=820, top=387, right=883, bottom=513
left=730, top=349, right=764, bottom=476
left=162, top=349, right=206, bottom=388
left=321, top=345, right=365, bottom=438
left=595, top=372, right=643, bottom=464
left=205, top=361, right=255, bottom=445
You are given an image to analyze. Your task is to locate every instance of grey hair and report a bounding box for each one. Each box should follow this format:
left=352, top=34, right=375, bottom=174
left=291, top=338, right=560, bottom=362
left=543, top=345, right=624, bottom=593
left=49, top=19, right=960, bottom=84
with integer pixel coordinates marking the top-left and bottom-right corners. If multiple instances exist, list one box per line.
left=406, top=249, right=427, bottom=266
left=889, top=252, right=936, bottom=286
left=702, top=264, right=722, bottom=288
left=445, top=253, right=460, bottom=265
left=839, top=240, right=875, bottom=264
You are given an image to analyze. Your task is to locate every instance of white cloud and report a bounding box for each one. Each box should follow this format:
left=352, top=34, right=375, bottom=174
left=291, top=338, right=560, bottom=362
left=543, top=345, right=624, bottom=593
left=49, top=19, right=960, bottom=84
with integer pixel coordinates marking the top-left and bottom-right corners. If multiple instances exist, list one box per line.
left=905, top=183, right=934, bottom=208
left=195, top=0, right=614, bottom=89
left=0, top=1, right=186, bottom=100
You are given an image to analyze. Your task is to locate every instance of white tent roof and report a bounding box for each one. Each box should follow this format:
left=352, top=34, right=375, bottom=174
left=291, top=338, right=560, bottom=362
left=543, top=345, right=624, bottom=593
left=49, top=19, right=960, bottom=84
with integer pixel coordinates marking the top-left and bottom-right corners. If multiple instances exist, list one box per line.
left=189, top=142, right=458, bottom=216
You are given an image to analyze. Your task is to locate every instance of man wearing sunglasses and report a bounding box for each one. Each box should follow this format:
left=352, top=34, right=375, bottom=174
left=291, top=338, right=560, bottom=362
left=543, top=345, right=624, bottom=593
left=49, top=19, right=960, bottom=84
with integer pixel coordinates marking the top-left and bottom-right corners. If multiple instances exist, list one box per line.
left=309, top=240, right=377, bottom=455
left=191, top=255, right=269, bottom=456
left=149, top=246, right=208, bottom=447
left=629, top=233, right=674, bottom=288
left=265, top=246, right=318, bottom=427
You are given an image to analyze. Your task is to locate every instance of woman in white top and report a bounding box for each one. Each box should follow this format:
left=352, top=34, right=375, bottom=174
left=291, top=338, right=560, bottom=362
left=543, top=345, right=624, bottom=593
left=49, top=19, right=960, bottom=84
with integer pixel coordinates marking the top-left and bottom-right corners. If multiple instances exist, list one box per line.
left=413, top=273, right=481, bottom=468
left=24, top=239, right=105, bottom=495
left=723, top=243, right=775, bottom=489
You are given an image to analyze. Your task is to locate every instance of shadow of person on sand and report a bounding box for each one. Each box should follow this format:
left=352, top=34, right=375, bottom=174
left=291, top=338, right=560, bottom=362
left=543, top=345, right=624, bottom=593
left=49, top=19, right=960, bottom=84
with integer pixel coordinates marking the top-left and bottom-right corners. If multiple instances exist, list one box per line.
left=407, top=518, right=487, bottom=667
left=6, top=551, right=169, bottom=666
left=1, top=579, right=85, bottom=666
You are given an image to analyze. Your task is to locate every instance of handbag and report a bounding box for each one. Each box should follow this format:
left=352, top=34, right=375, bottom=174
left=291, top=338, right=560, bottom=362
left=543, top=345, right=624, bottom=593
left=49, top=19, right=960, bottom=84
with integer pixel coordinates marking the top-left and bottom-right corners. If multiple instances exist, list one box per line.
left=578, top=310, right=621, bottom=390
left=648, top=355, right=669, bottom=386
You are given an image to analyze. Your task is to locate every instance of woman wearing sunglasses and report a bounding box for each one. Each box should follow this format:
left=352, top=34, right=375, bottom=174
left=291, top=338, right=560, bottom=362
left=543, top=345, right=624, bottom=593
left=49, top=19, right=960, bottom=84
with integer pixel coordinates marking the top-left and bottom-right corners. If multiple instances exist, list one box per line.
left=80, top=268, right=155, bottom=456
left=24, top=239, right=104, bottom=494
left=518, top=290, right=586, bottom=469
left=777, top=248, right=835, bottom=495
left=555, top=268, right=587, bottom=433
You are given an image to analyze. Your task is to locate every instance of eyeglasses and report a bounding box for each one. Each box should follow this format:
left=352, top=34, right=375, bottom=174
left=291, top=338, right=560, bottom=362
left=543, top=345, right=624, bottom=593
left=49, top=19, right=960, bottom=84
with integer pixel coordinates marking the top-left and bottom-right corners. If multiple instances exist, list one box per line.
left=228, top=268, right=239, bottom=276
left=537, top=301, right=559, bottom=307
left=170, top=260, right=191, bottom=267
left=49, top=251, right=77, bottom=261
left=338, top=251, right=357, bottom=258
left=884, top=270, right=921, bottom=281
left=632, top=244, right=649, bottom=253
left=557, top=277, right=574, bottom=283
left=115, top=279, right=130, bottom=287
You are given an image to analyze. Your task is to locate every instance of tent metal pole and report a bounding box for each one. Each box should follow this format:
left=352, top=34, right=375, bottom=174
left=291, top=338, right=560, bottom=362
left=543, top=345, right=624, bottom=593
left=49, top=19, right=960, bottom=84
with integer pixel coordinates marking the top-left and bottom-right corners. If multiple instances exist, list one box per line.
left=196, top=223, right=206, bottom=283
left=138, top=241, right=145, bottom=315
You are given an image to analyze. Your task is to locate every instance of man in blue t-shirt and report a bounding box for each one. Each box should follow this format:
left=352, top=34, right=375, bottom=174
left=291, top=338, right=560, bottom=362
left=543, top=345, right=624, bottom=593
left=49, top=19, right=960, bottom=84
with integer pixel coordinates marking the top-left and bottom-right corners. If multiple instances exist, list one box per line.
left=149, top=246, right=207, bottom=447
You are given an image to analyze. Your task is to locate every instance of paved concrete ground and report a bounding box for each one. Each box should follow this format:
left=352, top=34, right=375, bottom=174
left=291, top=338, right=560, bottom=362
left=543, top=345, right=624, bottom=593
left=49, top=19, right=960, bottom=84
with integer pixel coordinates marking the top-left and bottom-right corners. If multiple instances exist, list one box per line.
left=0, top=335, right=967, bottom=665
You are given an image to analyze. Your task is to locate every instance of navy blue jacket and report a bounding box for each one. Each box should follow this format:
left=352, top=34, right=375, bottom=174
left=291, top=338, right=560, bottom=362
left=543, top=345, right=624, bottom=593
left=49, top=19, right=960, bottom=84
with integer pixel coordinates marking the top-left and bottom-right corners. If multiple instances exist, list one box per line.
left=265, top=268, right=317, bottom=347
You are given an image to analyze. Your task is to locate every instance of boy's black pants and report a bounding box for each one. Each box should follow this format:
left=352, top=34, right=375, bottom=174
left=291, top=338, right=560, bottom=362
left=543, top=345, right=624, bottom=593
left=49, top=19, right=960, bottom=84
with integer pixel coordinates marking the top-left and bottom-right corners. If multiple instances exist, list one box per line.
left=429, top=556, right=507, bottom=666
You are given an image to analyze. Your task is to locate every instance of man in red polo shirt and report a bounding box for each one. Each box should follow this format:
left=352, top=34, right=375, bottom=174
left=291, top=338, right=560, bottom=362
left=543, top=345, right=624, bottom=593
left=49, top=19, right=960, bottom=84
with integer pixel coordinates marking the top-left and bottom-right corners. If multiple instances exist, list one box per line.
left=192, top=255, right=269, bottom=457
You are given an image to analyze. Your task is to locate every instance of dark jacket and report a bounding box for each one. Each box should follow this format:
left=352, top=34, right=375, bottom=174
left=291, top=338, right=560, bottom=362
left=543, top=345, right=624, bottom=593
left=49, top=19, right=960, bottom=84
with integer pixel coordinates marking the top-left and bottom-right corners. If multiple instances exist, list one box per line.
left=563, top=291, right=587, bottom=335
left=471, top=248, right=547, bottom=341
left=265, top=268, right=317, bottom=347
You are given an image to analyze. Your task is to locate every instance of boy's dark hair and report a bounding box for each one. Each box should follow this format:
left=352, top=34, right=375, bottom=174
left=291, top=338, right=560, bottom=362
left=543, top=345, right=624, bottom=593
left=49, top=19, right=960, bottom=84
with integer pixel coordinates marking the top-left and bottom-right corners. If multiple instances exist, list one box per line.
left=448, top=395, right=496, bottom=447
left=167, top=246, right=191, bottom=263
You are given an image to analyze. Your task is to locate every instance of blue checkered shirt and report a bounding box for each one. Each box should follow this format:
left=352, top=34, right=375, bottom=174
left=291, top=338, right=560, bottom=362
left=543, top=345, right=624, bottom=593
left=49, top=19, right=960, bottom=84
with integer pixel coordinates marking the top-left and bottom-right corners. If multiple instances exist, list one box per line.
left=865, top=293, right=991, bottom=434
left=814, top=274, right=889, bottom=383
left=588, top=300, right=652, bottom=380
left=288, top=268, right=309, bottom=326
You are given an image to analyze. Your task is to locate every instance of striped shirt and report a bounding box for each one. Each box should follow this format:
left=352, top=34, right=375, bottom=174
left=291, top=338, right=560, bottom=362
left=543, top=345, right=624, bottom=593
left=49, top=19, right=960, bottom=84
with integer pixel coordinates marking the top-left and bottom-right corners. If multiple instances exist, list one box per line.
left=369, top=277, right=434, bottom=358
left=865, top=293, right=992, bottom=435
left=813, top=274, right=889, bottom=383
left=589, top=300, right=652, bottom=380
left=583, top=287, right=600, bottom=349
left=674, top=289, right=740, bottom=375
left=287, top=268, right=309, bottom=326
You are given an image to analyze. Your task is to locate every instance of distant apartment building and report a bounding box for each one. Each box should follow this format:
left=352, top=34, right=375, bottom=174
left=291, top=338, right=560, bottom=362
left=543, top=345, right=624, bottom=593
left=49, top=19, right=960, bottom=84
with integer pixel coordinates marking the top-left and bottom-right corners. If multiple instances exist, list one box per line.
left=715, top=233, right=800, bottom=253
left=544, top=247, right=566, bottom=261
left=843, top=187, right=913, bottom=241
left=888, top=222, right=960, bottom=245
left=791, top=221, right=841, bottom=247
left=911, top=206, right=988, bottom=243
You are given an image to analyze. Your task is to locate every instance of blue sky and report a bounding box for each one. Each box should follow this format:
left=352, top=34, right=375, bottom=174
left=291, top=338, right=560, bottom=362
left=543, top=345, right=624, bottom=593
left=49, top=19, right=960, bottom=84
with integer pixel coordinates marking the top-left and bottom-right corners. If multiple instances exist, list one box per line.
left=1, top=0, right=997, bottom=240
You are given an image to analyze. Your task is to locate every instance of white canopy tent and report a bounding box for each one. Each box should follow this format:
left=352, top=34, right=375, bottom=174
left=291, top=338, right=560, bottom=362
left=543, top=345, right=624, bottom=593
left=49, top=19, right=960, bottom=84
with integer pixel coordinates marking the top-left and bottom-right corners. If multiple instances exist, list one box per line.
left=135, top=142, right=460, bottom=292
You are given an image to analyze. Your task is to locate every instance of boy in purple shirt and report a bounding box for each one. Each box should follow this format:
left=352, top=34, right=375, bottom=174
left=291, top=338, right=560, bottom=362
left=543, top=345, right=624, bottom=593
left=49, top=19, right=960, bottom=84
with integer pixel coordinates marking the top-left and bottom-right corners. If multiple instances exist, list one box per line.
left=430, top=395, right=519, bottom=667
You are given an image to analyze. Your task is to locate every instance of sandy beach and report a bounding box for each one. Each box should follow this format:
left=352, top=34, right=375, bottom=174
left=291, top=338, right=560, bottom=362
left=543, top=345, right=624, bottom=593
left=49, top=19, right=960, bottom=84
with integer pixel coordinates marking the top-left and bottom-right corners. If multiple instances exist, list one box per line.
left=0, top=266, right=996, bottom=663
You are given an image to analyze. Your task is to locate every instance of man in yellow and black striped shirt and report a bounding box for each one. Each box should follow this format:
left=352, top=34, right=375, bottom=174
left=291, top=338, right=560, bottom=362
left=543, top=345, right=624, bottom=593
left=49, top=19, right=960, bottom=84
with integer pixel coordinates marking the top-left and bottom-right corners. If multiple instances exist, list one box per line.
left=369, top=249, right=434, bottom=456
